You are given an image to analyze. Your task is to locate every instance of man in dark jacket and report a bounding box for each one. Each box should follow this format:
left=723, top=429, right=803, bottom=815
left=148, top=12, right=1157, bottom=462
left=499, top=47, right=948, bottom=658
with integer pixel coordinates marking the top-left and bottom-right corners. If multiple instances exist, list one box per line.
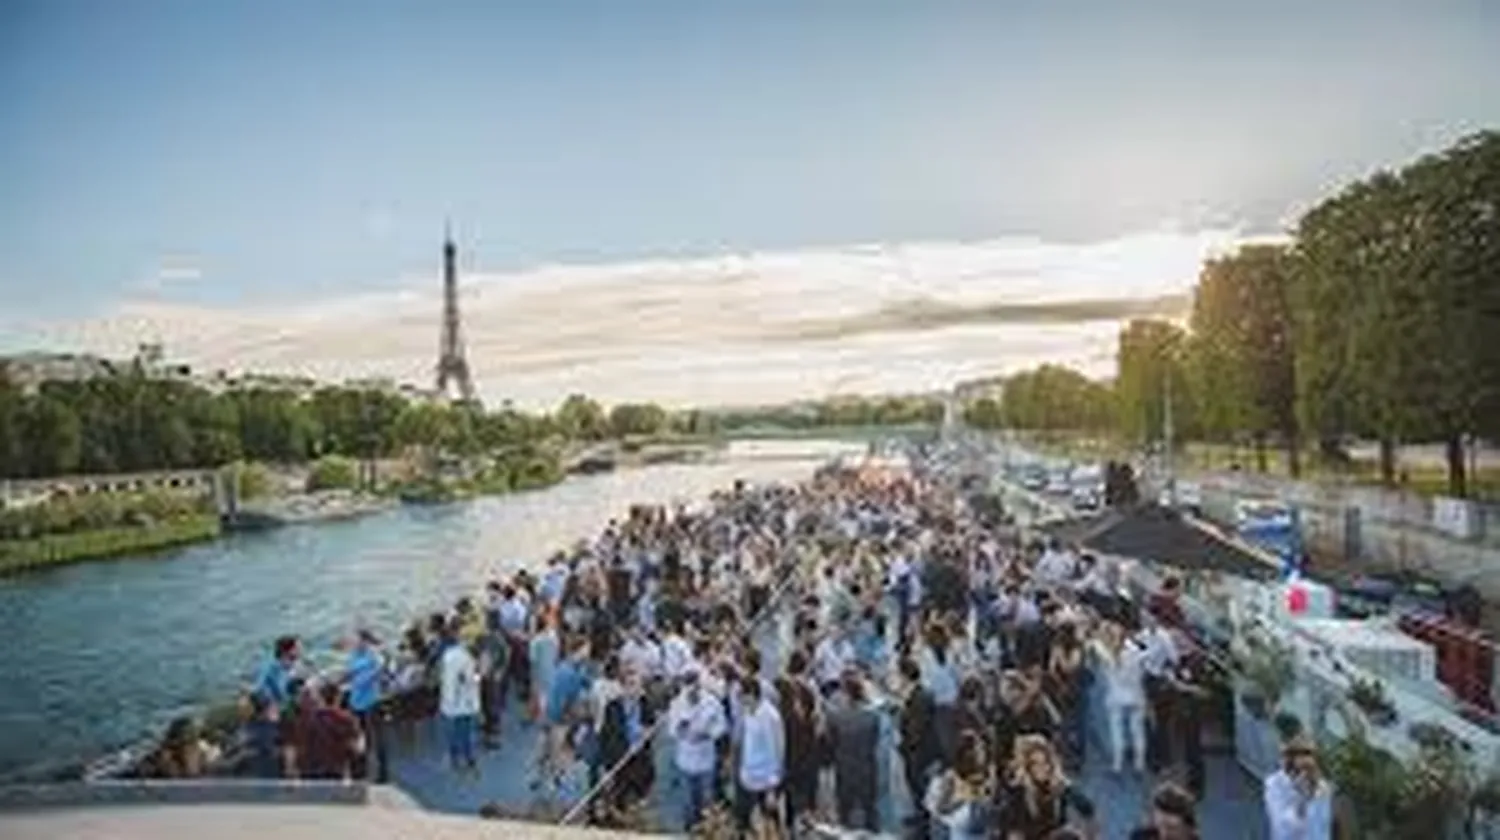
left=897, top=657, right=939, bottom=831
left=825, top=671, right=882, bottom=832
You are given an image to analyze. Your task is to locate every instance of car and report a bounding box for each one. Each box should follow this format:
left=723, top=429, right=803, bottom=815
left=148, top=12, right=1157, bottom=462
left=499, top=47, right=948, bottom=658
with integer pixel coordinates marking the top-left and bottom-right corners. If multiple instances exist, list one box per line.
left=1071, top=486, right=1102, bottom=511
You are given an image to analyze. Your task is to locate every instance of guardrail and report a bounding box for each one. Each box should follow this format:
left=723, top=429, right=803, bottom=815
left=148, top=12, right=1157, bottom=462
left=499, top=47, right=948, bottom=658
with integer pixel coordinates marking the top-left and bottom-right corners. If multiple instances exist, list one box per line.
left=0, top=778, right=373, bottom=813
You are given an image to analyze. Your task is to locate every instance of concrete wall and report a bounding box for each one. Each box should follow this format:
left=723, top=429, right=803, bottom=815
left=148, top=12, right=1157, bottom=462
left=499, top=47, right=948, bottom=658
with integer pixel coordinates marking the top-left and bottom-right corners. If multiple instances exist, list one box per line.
left=0, top=779, right=371, bottom=812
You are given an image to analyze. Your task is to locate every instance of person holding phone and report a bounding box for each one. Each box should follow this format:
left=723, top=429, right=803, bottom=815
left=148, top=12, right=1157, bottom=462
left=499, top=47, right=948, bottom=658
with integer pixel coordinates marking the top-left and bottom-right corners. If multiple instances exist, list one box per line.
left=1263, top=735, right=1333, bottom=840
left=668, top=670, right=727, bottom=831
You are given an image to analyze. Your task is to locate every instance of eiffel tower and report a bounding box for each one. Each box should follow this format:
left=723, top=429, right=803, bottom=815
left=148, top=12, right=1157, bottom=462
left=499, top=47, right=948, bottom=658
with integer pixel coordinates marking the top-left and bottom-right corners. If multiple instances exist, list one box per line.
left=434, top=227, right=478, bottom=404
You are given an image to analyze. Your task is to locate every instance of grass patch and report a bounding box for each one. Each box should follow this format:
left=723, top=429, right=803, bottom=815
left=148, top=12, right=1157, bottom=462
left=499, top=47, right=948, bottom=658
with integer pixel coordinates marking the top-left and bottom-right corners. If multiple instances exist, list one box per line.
left=0, top=515, right=222, bottom=576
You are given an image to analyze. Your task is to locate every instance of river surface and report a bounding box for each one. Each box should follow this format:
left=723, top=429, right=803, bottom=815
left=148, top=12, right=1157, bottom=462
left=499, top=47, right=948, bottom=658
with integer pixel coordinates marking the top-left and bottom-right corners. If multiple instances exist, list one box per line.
left=0, top=439, right=863, bottom=779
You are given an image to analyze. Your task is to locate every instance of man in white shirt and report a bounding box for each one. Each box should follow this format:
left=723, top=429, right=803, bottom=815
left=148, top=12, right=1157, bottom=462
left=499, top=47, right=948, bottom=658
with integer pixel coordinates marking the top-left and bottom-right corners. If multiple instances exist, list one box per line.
left=1264, top=738, right=1333, bottom=840
left=1136, top=610, right=1180, bottom=772
left=814, top=629, right=857, bottom=695
left=661, top=628, right=693, bottom=681
left=439, top=624, right=482, bottom=774
left=620, top=629, right=663, bottom=683
left=669, top=672, right=728, bottom=831
left=1035, top=540, right=1078, bottom=585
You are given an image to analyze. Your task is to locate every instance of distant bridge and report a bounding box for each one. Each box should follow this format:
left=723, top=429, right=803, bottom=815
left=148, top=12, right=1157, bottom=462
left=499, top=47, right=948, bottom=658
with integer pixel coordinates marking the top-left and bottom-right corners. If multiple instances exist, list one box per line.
left=1, top=469, right=218, bottom=510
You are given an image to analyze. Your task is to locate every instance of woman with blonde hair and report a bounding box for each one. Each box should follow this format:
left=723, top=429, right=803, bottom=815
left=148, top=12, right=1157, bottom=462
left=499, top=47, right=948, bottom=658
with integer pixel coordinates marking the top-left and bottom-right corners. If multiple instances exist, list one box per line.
left=997, top=735, right=1097, bottom=840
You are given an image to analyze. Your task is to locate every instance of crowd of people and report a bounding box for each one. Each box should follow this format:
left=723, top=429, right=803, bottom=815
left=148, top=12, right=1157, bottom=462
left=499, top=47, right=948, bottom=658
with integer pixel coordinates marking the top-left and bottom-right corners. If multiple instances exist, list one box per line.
left=225, top=443, right=1335, bottom=839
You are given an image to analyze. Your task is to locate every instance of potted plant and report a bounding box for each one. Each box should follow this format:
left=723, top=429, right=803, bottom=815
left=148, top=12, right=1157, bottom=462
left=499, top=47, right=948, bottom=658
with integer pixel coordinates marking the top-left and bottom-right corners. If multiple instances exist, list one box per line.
left=1237, top=631, right=1295, bottom=720
left=1348, top=677, right=1399, bottom=728
left=1468, top=774, right=1500, bottom=835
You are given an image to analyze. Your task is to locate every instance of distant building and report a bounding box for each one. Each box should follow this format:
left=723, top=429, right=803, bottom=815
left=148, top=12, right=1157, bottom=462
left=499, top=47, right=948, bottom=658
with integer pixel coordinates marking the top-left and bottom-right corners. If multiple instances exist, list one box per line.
left=0, top=345, right=198, bottom=394
left=0, top=352, right=120, bottom=394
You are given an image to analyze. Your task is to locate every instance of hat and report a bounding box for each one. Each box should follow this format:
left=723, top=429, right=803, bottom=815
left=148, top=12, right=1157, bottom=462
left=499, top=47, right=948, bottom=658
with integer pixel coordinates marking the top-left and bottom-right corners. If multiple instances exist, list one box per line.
left=1281, top=733, right=1316, bottom=756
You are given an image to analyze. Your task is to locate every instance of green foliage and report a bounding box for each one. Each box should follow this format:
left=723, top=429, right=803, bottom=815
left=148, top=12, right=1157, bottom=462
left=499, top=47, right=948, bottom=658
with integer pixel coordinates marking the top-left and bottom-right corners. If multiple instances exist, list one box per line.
left=1234, top=627, right=1295, bottom=711
left=1322, top=731, right=1471, bottom=839
left=1287, top=130, right=1500, bottom=495
left=1188, top=244, right=1300, bottom=473
left=714, top=394, right=943, bottom=430
left=225, top=461, right=273, bottom=500
left=608, top=402, right=669, bottom=438
left=0, top=515, right=220, bottom=575
left=1115, top=318, right=1197, bottom=445
left=0, top=370, right=685, bottom=484
left=306, top=455, right=358, bottom=491
left=0, top=490, right=208, bottom=540
left=554, top=394, right=610, bottom=441
left=976, top=364, right=1114, bottom=433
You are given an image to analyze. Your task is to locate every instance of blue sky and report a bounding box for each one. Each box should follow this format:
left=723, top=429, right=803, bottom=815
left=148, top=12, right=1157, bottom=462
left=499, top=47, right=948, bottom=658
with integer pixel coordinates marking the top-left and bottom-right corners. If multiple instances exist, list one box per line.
left=2, top=0, right=1498, bottom=328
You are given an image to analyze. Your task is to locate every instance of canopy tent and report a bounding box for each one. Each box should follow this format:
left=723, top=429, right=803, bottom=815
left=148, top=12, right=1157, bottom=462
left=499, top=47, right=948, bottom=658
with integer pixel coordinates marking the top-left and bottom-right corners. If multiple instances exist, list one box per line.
left=1041, top=504, right=1280, bottom=581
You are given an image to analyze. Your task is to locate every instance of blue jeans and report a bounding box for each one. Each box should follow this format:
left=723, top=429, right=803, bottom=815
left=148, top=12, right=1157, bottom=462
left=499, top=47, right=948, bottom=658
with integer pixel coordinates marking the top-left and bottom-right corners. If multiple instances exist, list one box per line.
left=681, top=769, right=714, bottom=830
left=445, top=714, right=477, bottom=767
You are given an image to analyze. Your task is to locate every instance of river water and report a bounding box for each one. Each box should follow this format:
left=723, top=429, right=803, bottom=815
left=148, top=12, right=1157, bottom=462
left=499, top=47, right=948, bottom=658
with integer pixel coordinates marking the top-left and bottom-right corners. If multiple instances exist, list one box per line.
left=0, top=439, right=864, bottom=779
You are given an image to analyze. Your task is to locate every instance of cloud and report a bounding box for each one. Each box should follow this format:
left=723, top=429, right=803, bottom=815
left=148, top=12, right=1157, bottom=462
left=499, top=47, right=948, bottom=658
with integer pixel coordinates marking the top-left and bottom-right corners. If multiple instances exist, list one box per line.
left=136, top=262, right=203, bottom=292
left=30, top=226, right=1254, bottom=408
left=769, top=292, right=1192, bottom=342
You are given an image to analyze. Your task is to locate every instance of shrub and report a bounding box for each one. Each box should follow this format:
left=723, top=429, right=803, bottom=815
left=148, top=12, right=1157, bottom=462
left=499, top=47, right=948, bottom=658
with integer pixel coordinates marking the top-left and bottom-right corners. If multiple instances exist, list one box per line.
left=307, top=456, right=358, bottom=491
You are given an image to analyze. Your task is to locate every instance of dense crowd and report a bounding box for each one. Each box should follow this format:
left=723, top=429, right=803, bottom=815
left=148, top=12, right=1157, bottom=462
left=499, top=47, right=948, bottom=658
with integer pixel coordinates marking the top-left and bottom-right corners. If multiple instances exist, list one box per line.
left=226, top=445, right=1254, bottom=839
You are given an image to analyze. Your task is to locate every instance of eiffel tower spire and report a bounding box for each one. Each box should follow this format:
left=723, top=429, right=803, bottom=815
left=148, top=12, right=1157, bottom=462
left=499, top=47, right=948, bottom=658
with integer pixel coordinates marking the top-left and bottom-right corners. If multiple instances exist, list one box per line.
left=435, top=227, right=478, bottom=405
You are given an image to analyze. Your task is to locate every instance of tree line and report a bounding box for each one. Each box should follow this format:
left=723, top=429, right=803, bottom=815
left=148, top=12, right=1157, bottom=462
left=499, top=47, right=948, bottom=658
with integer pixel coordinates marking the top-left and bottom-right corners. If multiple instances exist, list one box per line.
left=711, top=394, right=945, bottom=430
left=0, top=371, right=722, bottom=481
left=965, top=130, right=1499, bottom=497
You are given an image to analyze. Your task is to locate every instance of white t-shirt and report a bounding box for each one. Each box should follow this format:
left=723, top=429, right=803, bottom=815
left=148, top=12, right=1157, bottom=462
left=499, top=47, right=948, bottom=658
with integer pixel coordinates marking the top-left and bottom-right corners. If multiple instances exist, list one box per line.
left=1093, top=640, right=1147, bottom=707
left=621, top=637, right=664, bottom=680
left=662, top=634, right=693, bottom=678
left=1035, top=549, right=1077, bottom=584
left=439, top=644, right=482, bottom=718
left=669, top=688, right=728, bottom=775
left=814, top=637, right=856, bottom=686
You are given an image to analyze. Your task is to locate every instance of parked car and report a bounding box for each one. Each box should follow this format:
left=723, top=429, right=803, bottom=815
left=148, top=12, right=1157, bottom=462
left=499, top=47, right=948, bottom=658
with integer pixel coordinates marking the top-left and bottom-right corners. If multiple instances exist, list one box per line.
left=1071, top=486, right=1102, bottom=511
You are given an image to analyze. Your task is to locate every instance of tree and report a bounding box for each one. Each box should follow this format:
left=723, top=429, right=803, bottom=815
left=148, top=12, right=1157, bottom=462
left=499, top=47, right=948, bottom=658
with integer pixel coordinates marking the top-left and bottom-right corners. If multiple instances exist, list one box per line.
left=307, top=455, right=358, bottom=491
left=608, top=402, right=669, bottom=438
left=1188, top=244, right=1300, bottom=475
left=1290, top=131, right=1500, bottom=494
left=963, top=397, right=1005, bottom=430
left=993, top=365, right=1113, bottom=433
left=1115, top=319, right=1195, bottom=448
left=21, top=395, right=82, bottom=476
left=554, top=394, right=609, bottom=441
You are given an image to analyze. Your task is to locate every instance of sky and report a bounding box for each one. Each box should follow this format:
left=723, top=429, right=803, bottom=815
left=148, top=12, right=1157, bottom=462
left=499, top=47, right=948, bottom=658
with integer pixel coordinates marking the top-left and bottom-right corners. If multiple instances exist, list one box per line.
left=1, top=0, right=1497, bottom=404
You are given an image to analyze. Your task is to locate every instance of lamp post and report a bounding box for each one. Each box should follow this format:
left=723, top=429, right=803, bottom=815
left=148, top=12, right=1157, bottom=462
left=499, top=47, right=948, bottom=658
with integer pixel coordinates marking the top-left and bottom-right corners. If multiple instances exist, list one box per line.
left=1164, top=359, right=1176, bottom=507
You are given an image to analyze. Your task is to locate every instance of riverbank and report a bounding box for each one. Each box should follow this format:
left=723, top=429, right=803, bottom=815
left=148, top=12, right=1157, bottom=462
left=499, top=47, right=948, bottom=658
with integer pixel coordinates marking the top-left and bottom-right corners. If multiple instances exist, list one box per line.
left=0, top=515, right=222, bottom=576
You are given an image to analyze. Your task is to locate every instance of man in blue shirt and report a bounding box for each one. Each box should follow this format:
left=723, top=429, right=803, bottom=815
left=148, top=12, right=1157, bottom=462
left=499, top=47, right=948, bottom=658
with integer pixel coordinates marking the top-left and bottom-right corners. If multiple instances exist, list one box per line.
left=533, top=639, right=591, bottom=800
left=253, top=636, right=300, bottom=710
left=344, top=629, right=387, bottom=782
left=546, top=641, right=592, bottom=727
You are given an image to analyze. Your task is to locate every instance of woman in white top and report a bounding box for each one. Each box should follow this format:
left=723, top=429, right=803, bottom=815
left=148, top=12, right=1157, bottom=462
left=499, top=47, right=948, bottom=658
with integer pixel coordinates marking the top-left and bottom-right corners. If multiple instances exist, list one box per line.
left=1088, top=620, right=1147, bottom=773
